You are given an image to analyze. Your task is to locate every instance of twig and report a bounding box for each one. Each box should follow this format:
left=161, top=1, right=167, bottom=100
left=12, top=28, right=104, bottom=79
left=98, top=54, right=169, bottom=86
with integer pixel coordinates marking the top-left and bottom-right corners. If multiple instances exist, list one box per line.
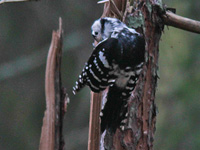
left=163, top=11, right=200, bottom=34
left=0, top=0, right=37, bottom=4
left=122, top=1, right=130, bottom=22
left=98, top=0, right=109, bottom=4
left=101, top=2, right=111, bottom=18
left=100, top=0, right=123, bottom=20
left=110, top=0, right=123, bottom=19
left=98, top=1, right=200, bottom=34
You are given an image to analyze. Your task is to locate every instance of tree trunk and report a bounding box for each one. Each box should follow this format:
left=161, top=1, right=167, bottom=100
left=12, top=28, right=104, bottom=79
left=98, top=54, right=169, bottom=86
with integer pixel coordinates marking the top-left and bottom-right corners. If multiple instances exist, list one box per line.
left=97, top=0, right=164, bottom=149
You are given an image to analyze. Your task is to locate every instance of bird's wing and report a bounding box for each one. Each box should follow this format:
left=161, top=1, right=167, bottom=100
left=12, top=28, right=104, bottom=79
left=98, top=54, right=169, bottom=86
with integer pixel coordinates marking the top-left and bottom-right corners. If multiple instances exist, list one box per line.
left=73, top=38, right=118, bottom=94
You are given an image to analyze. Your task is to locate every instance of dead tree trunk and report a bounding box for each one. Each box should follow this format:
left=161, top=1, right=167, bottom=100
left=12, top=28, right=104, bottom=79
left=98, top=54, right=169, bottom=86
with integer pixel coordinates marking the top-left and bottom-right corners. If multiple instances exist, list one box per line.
left=39, top=18, right=68, bottom=150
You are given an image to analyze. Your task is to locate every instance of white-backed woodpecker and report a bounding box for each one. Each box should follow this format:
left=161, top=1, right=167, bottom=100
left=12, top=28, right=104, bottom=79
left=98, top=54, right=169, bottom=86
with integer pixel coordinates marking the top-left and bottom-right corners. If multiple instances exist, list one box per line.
left=73, top=17, right=145, bottom=133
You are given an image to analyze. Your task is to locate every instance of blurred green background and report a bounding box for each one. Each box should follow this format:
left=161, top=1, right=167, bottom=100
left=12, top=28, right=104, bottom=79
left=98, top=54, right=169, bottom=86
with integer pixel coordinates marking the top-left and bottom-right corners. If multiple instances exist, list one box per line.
left=0, top=0, right=199, bottom=150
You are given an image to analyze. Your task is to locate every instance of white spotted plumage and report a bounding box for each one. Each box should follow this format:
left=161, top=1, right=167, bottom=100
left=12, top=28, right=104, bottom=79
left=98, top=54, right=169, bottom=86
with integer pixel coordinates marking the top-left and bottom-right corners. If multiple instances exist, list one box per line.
left=73, top=16, right=144, bottom=99
left=73, top=17, right=145, bottom=133
left=99, top=51, right=110, bottom=68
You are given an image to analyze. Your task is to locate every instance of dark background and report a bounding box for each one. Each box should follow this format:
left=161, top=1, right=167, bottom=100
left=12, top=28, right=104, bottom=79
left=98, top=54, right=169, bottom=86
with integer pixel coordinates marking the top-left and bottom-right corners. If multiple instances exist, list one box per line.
left=0, top=0, right=199, bottom=149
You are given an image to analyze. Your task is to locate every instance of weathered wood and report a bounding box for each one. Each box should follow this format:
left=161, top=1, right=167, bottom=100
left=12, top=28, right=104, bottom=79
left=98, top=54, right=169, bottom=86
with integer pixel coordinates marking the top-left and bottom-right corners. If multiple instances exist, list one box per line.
left=40, top=18, right=68, bottom=150
left=163, top=11, right=200, bottom=34
left=88, top=92, right=102, bottom=150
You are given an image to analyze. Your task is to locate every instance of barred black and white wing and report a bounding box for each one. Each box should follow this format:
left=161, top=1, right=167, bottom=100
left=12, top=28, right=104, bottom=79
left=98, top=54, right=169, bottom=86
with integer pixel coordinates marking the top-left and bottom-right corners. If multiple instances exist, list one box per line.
left=73, top=25, right=145, bottom=133
left=72, top=38, right=118, bottom=94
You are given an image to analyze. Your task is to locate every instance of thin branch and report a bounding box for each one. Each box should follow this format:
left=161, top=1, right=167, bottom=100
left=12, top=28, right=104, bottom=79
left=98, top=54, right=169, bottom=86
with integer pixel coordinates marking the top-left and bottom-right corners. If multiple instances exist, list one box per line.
left=99, top=1, right=200, bottom=34
left=122, top=1, right=130, bottom=22
left=0, top=0, right=37, bottom=4
left=110, top=0, right=123, bottom=19
left=100, top=0, right=123, bottom=20
left=98, top=0, right=109, bottom=4
left=163, top=11, right=200, bottom=34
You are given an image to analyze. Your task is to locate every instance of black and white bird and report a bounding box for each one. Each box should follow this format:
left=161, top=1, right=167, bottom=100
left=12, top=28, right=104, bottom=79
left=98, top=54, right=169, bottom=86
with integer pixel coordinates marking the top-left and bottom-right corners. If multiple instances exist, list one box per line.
left=73, top=17, right=145, bottom=133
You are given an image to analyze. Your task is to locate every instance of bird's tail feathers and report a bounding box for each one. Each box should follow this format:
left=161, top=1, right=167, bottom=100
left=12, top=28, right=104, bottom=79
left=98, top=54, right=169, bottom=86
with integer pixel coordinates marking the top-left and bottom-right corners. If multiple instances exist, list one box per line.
left=100, top=85, right=129, bottom=133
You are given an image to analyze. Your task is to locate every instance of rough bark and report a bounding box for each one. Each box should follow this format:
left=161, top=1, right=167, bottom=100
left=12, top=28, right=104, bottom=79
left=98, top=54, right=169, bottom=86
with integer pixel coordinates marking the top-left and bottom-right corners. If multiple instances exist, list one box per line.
left=101, top=0, right=162, bottom=149
left=88, top=0, right=200, bottom=150
left=91, top=0, right=163, bottom=150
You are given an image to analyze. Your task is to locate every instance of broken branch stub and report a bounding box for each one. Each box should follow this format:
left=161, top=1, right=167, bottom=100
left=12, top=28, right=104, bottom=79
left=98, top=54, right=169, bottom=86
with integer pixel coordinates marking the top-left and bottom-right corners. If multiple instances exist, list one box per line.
left=40, top=18, right=67, bottom=150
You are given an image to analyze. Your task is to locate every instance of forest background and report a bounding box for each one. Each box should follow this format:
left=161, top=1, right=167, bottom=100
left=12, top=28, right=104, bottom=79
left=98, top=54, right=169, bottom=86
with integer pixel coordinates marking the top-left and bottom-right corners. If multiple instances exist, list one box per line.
left=0, top=0, right=199, bottom=149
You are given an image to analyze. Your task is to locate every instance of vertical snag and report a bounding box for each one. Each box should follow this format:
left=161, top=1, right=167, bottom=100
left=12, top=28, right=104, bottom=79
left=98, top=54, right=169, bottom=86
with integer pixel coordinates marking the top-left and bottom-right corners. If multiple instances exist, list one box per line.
left=40, top=18, right=68, bottom=150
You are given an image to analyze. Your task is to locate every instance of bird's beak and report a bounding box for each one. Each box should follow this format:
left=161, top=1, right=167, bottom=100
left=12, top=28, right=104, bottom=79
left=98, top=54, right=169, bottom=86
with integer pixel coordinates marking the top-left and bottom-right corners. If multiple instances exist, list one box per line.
left=92, top=31, right=96, bottom=38
left=92, top=32, right=97, bottom=41
left=92, top=34, right=96, bottom=39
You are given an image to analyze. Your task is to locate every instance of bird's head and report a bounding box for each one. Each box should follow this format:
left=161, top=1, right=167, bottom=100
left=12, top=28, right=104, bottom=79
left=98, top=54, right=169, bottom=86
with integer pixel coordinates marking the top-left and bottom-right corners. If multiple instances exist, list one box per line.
left=91, top=17, right=125, bottom=42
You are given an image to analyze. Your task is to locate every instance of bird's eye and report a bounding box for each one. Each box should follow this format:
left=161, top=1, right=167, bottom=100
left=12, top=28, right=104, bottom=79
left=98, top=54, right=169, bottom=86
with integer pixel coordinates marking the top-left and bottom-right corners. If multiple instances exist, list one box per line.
left=95, top=32, right=98, bottom=35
